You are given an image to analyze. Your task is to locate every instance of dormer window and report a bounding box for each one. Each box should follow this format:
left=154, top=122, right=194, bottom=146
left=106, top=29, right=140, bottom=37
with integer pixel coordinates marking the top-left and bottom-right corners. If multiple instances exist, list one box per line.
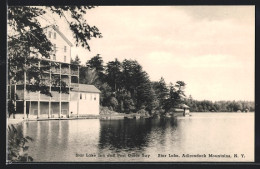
left=48, top=31, right=51, bottom=38
left=54, top=32, right=56, bottom=39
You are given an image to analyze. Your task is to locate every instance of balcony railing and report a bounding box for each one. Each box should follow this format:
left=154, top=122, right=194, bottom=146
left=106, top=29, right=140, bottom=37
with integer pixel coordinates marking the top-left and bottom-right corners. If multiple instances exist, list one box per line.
left=70, top=83, right=79, bottom=88
left=61, top=68, right=69, bottom=74
left=51, top=67, right=60, bottom=74
left=40, top=79, right=51, bottom=86
left=71, top=70, right=79, bottom=75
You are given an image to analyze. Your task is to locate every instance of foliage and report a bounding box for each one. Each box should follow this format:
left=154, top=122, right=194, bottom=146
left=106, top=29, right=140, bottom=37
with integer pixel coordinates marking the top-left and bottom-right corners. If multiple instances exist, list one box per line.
left=7, top=125, right=34, bottom=162
left=100, top=106, right=118, bottom=115
left=80, top=55, right=188, bottom=114
left=8, top=6, right=102, bottom=96
left=71, top=55, right=81, bottom=65
left=106, top=59, right=122, bottom=92
left=79, top=67, right=100, bottom=85
left=152, top=77, right=169, bottom=110
left=137, top=109, right=149, bottom=116
left=185, top=97, right=254, bottom=112
left=108, top=97, right=119, bottom=111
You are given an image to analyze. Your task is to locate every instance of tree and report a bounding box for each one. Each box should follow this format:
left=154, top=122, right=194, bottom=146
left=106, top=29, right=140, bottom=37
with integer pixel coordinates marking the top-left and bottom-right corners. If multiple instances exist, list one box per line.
left=86, top=54, right=105, bottom=81
left=106, top=59, right=122, bottom=92
left=135, top=71, right=154, bottom=111
left=164, top=83, right=176, bottom=112
left=71, top=55, right=81, bottom=65
left=174, top=81, right=186, bottom=105
left=119, top=59, right=157, bottom=112
left=152, top=77, right=169, bottom=110
left=8, top=6, right=102, bottom=96
left=146, top=87, right=160, bottom=114
left=79, top=67, right=100, bottom=85
left=108, top=97, right=119, bottom=111
left=121, top=59, right=139, bottom=95
left=86, top=54, right=104, bottom=73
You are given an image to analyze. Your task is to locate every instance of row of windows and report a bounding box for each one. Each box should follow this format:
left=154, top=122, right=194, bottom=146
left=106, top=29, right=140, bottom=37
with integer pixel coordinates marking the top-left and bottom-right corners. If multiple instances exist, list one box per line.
left=53, top=43, right=67, bottom=53
left=52, top=43, right=67, bottom=62
left=52, top=55, right=67, bottom=62
left=47, top=30, right=67, bottom=52
left=80, top=93, right=97, bottom=101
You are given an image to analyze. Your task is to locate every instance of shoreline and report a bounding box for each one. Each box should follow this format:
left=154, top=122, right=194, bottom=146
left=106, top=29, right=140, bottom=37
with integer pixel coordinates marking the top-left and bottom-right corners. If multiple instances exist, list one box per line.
left=7, top=113, right=146, bottom=124
left=7, top=111, right=254, bottom=125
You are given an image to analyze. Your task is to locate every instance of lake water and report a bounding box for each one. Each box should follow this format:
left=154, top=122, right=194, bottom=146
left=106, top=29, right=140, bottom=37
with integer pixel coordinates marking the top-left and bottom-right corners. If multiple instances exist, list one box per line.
left=20, top=113, right=254, bottom=162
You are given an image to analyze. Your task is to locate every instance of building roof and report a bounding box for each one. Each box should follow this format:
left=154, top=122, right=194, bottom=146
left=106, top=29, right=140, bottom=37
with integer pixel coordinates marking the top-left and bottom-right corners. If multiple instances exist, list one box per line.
left=71, top=83, right=101, bottom=93
left=179, top=104, right=190, bottom=108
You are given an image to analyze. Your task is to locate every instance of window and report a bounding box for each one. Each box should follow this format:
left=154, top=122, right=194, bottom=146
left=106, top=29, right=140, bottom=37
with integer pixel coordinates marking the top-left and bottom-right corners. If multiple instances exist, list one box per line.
left=53, top=44, right=56, bottom=53
left=48, top=31, right=51, bottom=38
left=85, top=94, right=86, bottom=100
left=53, top=55, right=56, bottom=61
left=64, top=46, right=67, bottom=52
left=80, top=93, right=82, bottom=99
left=94, top=94, right=96, bottom=101
left=54, top=32, right=56, bottom=39
left=64, top=56, right=66, bottom=62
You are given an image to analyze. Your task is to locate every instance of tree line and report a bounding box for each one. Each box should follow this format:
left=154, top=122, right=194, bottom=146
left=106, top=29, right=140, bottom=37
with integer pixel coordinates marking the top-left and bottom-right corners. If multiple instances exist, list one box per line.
left=72, top=54, right=255, bottom=114
left=71, top=55, right=187, bottom=115
left=185, top=96, right=255, bottom=112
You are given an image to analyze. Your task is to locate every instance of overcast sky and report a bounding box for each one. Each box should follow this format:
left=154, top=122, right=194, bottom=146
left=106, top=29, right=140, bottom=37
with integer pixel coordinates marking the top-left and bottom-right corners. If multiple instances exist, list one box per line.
left=51, top=6, right=255, bottom=101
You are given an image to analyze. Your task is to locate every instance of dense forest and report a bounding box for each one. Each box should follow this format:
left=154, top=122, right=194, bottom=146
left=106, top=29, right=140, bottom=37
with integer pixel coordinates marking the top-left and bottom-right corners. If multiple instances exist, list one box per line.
left=71, top=54, right=255, bottom=114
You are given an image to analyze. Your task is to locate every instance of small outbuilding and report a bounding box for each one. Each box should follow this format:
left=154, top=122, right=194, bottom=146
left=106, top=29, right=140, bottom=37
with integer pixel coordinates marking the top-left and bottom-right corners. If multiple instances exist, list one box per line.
left=70, top=84, right=101, bottom=116
left=179, top=104, right=190, bottom=116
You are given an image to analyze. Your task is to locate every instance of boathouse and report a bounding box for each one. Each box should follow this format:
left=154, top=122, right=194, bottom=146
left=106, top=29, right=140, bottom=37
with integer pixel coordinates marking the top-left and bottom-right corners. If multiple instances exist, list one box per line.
left=8, top=25, right=101, bottom=119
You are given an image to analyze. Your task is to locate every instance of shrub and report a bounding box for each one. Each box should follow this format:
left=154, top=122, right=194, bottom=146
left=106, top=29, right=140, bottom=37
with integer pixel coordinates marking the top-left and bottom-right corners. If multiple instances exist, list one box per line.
left=7, top=124, right=34, bottom=162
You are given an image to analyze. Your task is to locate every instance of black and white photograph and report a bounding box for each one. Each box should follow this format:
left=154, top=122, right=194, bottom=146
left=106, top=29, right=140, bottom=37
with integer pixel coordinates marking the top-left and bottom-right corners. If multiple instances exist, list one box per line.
left=6, top=5, right=255, bottom=163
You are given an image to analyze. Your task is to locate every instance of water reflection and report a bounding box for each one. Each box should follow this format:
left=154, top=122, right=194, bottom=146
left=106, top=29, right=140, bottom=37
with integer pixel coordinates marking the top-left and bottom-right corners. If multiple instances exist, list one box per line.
left=98, top=118, right=178, bottom=154
left=14, top=113, right=254, bottom=162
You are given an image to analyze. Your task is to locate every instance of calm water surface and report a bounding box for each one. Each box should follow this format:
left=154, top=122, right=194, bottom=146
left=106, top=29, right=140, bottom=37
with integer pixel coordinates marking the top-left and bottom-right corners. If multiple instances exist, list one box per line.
left=20, top=113, right=254, bottom=162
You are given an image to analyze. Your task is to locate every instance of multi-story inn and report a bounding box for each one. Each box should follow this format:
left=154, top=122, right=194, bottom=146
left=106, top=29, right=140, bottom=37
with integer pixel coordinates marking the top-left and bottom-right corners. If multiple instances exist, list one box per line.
left=8, top=25, right=101, bottom=119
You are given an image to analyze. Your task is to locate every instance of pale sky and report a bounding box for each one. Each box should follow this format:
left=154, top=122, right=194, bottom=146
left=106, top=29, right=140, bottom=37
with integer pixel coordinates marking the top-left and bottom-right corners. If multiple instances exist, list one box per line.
left=45, top=6, right=255, bottom=101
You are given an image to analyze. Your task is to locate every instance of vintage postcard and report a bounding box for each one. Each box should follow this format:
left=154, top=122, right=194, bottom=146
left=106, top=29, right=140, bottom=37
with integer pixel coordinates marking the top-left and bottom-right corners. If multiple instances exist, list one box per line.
left=7, top=5, right=255, bottom=163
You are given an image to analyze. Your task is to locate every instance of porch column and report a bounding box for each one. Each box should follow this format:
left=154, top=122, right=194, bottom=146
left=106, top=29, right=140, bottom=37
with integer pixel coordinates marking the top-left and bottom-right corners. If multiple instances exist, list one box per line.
left=49, top=61, right=51, bottom=118
left=37, top=101, right=40, bottom=118
left=77, top=93, right=79, bottom=118
left=68, top=64, right=71, bottom=118
left=77, top=66, right=79, bottom=118
left=59, top=102, right=62, bottom=118
left=59, top=63, right=61, bottom=118
left=23, top=71, right=26, bottom=119
left=37, top=61, right=40, bottom=118
left=14, top=84, right=16, bottom=119
left=48, top=102, right=51, bottom=118
left=29, top=101, right=31, bottom=119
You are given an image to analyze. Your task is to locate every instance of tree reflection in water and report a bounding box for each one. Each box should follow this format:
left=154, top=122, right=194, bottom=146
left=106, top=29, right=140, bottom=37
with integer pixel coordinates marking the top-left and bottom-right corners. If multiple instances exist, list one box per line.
left=98, top=117, right=178, bottom=153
